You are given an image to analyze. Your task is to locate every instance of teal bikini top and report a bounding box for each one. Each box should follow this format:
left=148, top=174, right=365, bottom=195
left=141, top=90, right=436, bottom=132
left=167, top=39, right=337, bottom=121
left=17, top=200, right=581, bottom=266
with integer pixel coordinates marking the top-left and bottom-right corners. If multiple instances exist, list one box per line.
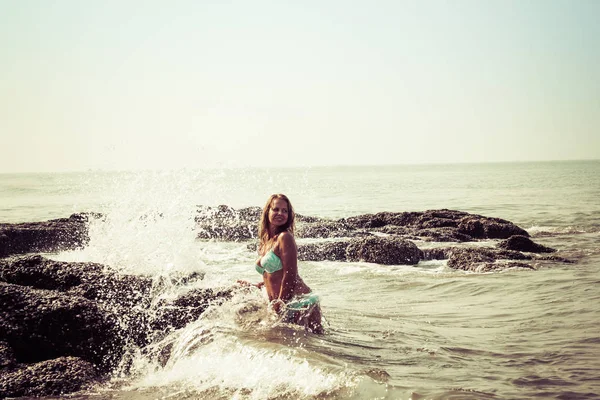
left=256, top=250, right=283, bottom=274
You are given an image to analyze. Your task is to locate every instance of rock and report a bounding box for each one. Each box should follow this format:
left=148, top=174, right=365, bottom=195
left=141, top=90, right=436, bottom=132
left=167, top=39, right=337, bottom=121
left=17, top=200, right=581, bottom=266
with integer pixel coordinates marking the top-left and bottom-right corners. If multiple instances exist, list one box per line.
left=458, top=217, right=529, bottom=239
left=195, top=205, right=259, bottom=240
left=421, top=247, right=458, bottom=260
left=0, top=213, right=97, bottom=258
left=296, top=221, right=367, bottom=239
left=0, top=282, right=125, bottom=372
left=413, top=227, right=473, bottom=242
left=194, top=206, right=531, bottom=243
left=298, top=237, right=423, bottom=265
left=150, top=287, right=232, bottom=332
left=346, top=237, right=423, bottom=265
left=196, top=223, right=258, bottom=241
left=0, top=356, right=99, bottom=398
left=498, top=235, right=556, bottom=253
left=0, top=255, right=153, bottom=309
left=446, top=248, right=533, bottom=272
left=0, top=340, right=15, bottom=369
left=297, top=241, right=350, bottom=262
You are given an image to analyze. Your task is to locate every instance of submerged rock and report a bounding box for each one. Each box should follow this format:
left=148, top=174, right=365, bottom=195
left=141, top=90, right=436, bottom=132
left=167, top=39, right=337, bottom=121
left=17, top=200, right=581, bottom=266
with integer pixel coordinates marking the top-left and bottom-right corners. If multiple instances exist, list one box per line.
left=498, top=235, right=556, bottom=253
left=446, top=248, right=533, bottom=272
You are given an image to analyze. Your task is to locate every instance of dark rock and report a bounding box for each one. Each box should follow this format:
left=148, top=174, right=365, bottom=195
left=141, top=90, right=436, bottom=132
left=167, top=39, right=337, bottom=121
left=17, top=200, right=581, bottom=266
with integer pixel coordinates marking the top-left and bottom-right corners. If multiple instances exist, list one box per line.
left=0, top=282, right=125, bottom=372
left=150, top=288, right=232, bottom=332
left=421, top=247, right=459, bottom=260
left=0, top=254, right=232, bottom=396
left=458, top=217, right=529, bottom=239
left=498, top=235, right=556, bottom=253
left=532, top=254, right=574, bottom=263
left=374, top=226, right=413, bottom=236
left=0, top=255, right=153, bottom=309
left=339, top=214, right=388, bottom=229
left=0, top=356, right=99, bottom=398
left=0, top=340, right=15, bottom=369
left=446, top=248, right=533, bottom=272
left=196, top=223, right=258, bottom=241
left=0, top=213, right=97, bottom=258
left=194, top=206, right=531, bottom=243
left=413, top=228, right=473, bottom=242
left=346, top=237, right=423, bottom=265
left=297, top=241, right=350, bottom=262
left=296, top=221, right=366, bottom=239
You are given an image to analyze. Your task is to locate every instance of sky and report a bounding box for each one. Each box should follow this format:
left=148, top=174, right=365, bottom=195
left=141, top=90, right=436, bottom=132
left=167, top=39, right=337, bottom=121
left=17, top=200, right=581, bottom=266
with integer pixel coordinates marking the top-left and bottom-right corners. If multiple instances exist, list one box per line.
left=1, top=0, right=599, bottom=173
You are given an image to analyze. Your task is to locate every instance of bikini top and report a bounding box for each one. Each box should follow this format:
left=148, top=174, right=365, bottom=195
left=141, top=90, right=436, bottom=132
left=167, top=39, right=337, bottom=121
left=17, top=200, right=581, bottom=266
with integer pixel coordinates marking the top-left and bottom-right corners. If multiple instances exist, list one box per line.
left=255, top=250, right=283, bottom=275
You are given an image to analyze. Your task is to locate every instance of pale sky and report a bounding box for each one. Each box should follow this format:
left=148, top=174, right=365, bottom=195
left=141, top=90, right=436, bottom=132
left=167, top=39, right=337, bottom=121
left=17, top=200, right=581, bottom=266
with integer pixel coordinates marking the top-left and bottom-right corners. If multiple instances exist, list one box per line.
left=1, top=0, right=599, bottom=173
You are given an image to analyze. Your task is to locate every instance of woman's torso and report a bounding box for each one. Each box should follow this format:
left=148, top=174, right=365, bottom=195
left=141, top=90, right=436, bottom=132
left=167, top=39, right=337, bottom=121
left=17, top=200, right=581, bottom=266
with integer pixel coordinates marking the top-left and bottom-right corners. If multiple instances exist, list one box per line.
left=258, top=236, right=311, bottom=301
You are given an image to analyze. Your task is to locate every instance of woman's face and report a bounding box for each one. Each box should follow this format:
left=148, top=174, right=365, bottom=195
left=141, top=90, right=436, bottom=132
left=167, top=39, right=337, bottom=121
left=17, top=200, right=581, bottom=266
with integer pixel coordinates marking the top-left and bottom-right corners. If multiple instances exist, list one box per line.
left=268, top=198, right=289, bottom=228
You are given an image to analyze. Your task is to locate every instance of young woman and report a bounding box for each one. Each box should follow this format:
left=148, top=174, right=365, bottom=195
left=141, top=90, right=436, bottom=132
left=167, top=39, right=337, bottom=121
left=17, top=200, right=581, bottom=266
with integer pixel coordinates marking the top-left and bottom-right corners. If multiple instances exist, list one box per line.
left=240, top=194, right=323, bottom=333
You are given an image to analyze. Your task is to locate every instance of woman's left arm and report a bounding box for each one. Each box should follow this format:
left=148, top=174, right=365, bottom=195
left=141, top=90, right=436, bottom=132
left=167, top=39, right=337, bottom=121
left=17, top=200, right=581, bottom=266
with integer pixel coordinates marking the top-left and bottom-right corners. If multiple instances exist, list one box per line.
left=277, top=232, right=298, bottom=304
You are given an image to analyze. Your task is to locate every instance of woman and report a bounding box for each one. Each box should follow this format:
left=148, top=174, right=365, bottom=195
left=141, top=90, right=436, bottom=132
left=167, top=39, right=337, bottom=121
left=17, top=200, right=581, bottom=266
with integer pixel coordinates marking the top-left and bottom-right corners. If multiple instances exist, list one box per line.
left=239, top=194, right=323, bottom=333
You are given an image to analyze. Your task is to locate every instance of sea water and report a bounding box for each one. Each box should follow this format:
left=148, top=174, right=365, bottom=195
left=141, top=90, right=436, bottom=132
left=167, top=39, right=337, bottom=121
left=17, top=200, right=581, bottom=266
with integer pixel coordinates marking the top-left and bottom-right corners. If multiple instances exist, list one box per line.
left=1, top=160, right=599, bottom=399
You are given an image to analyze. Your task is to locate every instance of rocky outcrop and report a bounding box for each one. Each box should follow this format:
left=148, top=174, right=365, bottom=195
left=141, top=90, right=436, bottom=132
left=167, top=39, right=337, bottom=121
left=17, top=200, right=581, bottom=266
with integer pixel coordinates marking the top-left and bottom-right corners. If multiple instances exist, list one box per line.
left=0, top=356, right=99, bottom=398
left=346, top=237, right=423, bottom=265
left=295, top=221, right=369, bottom=239
left=197, top=205, right=569, bottom=271
left=339, top=209, right=529, bottom=240
left=0, top=213, right=99, bottom=258
left=0, top=255, right=231, bottom=397
left=298, top=237, right=423, bottom=265
left=446, top=248, right=534, bottom=272
left=498, top=235, right=556, bottom=253
left=195, top=206, right=529, bottom=243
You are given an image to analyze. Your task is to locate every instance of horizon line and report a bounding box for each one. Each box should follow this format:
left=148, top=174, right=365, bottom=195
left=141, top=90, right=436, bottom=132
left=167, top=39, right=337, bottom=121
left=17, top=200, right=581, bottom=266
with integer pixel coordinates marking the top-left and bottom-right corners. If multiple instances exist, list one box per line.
left=1, top=157, right=599, bottom=175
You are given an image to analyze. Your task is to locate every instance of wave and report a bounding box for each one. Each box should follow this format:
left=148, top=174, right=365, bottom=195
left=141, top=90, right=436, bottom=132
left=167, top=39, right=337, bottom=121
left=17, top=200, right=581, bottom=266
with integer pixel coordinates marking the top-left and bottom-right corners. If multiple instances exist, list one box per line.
left=527, top=225, right=599, bottom=237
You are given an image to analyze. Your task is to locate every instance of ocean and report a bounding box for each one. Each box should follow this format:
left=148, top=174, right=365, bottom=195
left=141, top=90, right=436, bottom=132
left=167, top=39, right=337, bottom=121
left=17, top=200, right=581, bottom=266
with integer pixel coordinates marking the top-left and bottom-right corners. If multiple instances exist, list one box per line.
left=1, top=160, right=599, bottom=399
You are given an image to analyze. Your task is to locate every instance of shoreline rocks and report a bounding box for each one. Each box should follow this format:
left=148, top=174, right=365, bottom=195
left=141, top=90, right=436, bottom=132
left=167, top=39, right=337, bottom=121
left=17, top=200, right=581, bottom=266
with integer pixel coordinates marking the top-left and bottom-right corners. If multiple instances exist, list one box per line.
left=0, top=213, right=99, bottom=258
left=0, top=255, right=231, bottom=398
left=0, top=207, right=570, bottom=396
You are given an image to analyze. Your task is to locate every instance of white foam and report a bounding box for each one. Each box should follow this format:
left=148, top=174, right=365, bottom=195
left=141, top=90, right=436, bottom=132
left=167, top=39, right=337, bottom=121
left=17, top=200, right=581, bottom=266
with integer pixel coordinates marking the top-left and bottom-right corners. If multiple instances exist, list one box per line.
left=125, top=291, right=351, bottom=399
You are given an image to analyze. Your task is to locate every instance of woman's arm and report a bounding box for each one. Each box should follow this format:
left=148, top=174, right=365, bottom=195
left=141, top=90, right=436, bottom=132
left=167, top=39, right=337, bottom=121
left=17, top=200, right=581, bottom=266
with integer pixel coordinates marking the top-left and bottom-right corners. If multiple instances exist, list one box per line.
left=277, top=231, right=298, bottom=303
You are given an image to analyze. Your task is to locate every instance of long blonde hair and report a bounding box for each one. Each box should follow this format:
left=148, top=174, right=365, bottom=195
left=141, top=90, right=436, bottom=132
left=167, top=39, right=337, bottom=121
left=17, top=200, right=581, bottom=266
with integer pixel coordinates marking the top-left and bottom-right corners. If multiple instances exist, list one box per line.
left=258, top=194, right=295, bottom=252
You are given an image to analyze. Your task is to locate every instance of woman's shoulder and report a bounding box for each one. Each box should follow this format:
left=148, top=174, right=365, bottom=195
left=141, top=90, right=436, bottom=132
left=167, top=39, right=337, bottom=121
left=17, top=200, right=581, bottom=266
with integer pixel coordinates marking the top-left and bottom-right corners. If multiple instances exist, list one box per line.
left=277, top=230, right=296, bottom=245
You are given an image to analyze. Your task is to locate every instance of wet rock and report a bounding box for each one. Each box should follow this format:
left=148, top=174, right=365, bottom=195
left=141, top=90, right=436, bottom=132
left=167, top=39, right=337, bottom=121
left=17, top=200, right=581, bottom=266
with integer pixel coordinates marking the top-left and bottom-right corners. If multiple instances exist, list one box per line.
left=498, top=235, right=556, bottom=253
left=339, top=213, right=388, bottom=229
left=150, top=287, right=232, bottom=332
left=458, top=217, right=529, bottom=239
left=346, top=237, right=423, bottom=265
left=446, top=248, right=533, bottom=272
left=195, top=205, right=259, bottom=240
left=0, top=356, right=99, bottom=398
left=373, top=225, right=414, bottom=236
left=532, top=254, right=574, bottom=263
left=0, top=282, right=125, bottom=372
left=0, top=255, right=230, bottom=396
left=196, top=223, right=258, bottom=241
left=195, top=206, right=531, bottom=243
left=0, top=213, right=98, bottom=258
left=421, top=247, right=459, bottom=260
left=0, top=255, right=153, bottom=309
left=413, top=228, right=473, bottom=242
left=298, top=237, right=423, bottom=265
left=296, top=221, right=367, bottom=239
left=297, top=241, right=350, bottom=262
left=0, top=340, right=15, bottom=369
